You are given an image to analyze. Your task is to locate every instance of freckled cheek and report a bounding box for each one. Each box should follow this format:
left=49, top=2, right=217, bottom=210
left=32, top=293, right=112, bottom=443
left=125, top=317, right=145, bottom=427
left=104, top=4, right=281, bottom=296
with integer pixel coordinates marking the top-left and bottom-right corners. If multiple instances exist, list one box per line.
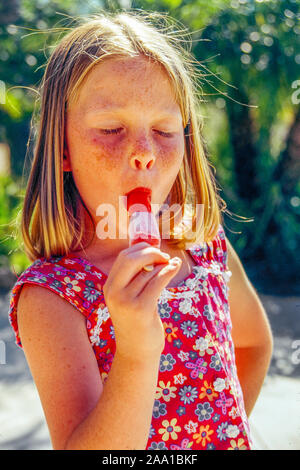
left=159, top=141, right=184, bottom=169
left=70, top=139, right=109, bottom=181
left=87, top=132, right=125, bottom=167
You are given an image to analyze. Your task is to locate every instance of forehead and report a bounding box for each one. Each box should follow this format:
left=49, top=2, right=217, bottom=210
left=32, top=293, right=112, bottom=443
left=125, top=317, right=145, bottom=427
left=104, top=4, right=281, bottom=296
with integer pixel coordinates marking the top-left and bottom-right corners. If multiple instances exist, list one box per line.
left=73, top=55, right=180, bottom=113
left=85, top=55, right=171, bottom=85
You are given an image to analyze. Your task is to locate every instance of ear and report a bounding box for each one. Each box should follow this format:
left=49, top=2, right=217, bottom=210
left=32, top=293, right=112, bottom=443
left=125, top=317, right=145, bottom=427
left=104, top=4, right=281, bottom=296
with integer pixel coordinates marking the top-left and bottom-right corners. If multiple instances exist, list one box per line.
left=63, top=148, right=72, bottom=172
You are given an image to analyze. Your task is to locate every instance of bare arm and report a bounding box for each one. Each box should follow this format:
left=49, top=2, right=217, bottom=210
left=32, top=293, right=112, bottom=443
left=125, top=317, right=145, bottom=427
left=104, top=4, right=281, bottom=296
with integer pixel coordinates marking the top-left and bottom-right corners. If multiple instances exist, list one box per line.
left=225, top=236, right=273, bottom=416
left=18, top=285, right=161, bottom=450
left=65, top=353, right=160, bottom=450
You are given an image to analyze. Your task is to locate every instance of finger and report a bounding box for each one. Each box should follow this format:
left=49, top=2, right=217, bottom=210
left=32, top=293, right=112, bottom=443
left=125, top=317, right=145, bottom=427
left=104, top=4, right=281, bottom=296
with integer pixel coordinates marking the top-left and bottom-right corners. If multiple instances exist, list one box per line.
left=142, top=264, right=155, bottom=272
left=105, top=242, right=151, bottom=287
left=138, top=257, right=182, bottom=303
left=125, top=260, right=169, bottom=297
left=123, top=241, right=153, bottom=254
left=122, top=241, right=165, bottom=255
left=109, top=246, right=171, bottom=290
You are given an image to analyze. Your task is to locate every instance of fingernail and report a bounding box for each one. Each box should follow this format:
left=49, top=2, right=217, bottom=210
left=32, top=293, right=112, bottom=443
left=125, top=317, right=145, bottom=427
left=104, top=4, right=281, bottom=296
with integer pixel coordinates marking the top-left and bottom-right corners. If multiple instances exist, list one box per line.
left=171, top=257, right=181, bottom=265
left=163, top=253, right=171, bottom=259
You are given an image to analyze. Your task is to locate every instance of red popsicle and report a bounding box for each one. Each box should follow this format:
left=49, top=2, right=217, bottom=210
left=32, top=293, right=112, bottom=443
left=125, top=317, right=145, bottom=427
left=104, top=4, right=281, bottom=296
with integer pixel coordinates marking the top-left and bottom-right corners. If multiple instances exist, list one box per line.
left=125, top=187, right=161, bottom=271
left=125, top=187, right=161, bottom=248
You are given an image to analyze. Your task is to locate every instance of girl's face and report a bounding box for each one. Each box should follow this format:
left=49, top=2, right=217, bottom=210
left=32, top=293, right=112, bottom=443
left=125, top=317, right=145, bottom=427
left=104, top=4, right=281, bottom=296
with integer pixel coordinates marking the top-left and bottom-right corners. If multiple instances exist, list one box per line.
left=64, top=55, right=185, bottom=246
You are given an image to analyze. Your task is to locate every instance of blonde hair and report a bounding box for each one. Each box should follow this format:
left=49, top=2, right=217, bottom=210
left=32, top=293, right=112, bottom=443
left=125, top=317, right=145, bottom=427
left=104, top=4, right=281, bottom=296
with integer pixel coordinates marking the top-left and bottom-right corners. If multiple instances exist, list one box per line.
left=21, top=9, right=229, bottom=262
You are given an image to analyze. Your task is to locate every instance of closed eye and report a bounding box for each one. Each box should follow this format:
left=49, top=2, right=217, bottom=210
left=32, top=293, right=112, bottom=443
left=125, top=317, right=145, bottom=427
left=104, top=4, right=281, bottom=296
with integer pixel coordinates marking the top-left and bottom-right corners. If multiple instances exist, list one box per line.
left=156, top=130, right=173, bottom=138
left=100, top=128, right=123, bottom=135
left=99, top=128, right=174, bottom=138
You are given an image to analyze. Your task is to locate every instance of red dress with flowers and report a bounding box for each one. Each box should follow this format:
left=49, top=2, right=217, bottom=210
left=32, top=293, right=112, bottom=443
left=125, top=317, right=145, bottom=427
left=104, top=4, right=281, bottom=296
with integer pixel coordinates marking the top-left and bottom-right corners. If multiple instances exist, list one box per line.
left=8, top=224, right=252, bottom=450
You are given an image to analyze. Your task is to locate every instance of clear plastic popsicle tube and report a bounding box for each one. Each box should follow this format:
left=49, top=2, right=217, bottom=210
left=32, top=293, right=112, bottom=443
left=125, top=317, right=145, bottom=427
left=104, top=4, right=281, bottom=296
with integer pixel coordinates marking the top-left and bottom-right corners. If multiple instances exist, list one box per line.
left=125, top=187, right=161, bottom=271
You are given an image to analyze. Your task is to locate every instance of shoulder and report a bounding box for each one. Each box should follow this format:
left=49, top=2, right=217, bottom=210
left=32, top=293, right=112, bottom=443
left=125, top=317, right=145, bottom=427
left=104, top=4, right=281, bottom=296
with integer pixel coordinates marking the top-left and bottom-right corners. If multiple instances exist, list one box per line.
left=17, top=282, right=87, bottom=350
left=8, top=255, right=92, bottom=348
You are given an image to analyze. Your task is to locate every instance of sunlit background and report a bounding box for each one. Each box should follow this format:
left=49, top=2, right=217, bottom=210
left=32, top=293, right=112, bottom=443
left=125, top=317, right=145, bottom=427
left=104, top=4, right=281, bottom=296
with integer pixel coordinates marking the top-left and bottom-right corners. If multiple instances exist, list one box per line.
left=0, top=0, right=299, bottom=450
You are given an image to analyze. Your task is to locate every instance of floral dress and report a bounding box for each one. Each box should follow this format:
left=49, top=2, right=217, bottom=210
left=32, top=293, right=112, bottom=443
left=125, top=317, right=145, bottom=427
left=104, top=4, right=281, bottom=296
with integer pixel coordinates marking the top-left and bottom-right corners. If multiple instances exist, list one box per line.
left=8, top=224, right=252, bottom=450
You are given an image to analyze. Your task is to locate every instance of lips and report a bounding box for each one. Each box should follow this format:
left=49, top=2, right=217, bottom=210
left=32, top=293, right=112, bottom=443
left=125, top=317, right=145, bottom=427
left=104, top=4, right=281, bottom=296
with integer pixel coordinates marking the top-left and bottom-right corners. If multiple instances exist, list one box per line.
left=124, top=186, right=152, bottom=196
left=124, top=186, right=152, bottom=213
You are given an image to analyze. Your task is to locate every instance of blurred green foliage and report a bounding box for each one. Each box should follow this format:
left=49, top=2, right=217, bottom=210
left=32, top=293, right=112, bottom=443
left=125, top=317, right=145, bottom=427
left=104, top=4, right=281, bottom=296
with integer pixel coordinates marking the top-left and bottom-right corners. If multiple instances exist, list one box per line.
left=0, top=0, right=299, bottom=294
left=0, top=174, right=27, bottom=274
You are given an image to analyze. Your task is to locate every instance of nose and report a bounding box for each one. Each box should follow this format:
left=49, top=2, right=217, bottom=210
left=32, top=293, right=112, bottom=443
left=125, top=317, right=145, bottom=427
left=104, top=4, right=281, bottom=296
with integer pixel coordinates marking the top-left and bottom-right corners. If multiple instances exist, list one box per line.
left=129, top=135, right=156, bottom=170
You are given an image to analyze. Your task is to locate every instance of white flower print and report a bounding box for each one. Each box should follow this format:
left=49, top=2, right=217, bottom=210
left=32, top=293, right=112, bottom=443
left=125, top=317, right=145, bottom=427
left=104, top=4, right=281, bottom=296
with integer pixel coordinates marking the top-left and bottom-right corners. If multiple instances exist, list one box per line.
left=158, top=289, right=178, bottom=303
left=90, top=306, right=110, bottom=346
left=184, top=277, right=198, bottom=291
left=213, top=377, right=226, bottom=392
left=195, top=336, right=209, bottom=352
left=229, top=407, right=240, bottom=420
left=223, top=270, right=232, bottom=283
left=65, top=287, right=75, bottom=297
left=193, top=265, right=210, bottom=280
left=178, top=351, right=190, bottom=362
left=224, top=342, right=232, bottom=361
left=218, top=308, right=225, bottom=323
left=90, top=326, right=103, bottom=346
left=226, top=424, right=240, bottom=438
left=156, top=263, right=231, bottom=301
left=173, top=373, right=187, bottom=385
left=75, top=272, right=87, bottom=281
left=64, top=259, right=76, bottom=265
left=227, top=375, right=239, bottom=396
left=217, top=344, right=225, bottom=359
left=94, top=271, right=105, bottom=281
left=96, top=305, right=110, bottom=324
left=194, top=280, right=209, bottom=297
left=189, top=305, right=202, bottom=318
left=209, top=261, right=224, bottom=276
left=184, top=420, right=198, bottom=435
left=178, top=298, right=192, bottom=314
left=193, top=334, right=214, bottom=357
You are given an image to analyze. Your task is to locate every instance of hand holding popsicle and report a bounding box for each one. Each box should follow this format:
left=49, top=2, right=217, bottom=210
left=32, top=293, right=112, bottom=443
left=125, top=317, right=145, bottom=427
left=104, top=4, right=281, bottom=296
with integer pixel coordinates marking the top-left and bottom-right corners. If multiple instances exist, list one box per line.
left=101, top=187, right=182, bottom=361
left=103, top=188, right=181, bottom=358
left=102, top=242, right=182, bottom=361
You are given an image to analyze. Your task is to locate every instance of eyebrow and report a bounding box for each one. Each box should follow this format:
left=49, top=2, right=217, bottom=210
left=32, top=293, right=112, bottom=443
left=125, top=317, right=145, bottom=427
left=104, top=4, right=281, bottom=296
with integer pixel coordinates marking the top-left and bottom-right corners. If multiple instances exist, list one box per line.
left=86, top=106, right=182, bottom=122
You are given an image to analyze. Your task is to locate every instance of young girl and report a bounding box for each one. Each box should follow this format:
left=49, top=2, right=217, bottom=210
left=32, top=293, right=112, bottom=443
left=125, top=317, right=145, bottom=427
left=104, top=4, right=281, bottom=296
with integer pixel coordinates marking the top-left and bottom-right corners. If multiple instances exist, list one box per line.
left=8, top=10, right=273, bottom=450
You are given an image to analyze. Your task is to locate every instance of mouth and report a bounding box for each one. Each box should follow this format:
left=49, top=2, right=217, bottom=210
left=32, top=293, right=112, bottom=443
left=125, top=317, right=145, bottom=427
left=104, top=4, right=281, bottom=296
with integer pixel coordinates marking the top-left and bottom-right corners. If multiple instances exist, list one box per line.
left=124, top=186, right=152, bottom=196
left=123, top=186, right=152, bottom=213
